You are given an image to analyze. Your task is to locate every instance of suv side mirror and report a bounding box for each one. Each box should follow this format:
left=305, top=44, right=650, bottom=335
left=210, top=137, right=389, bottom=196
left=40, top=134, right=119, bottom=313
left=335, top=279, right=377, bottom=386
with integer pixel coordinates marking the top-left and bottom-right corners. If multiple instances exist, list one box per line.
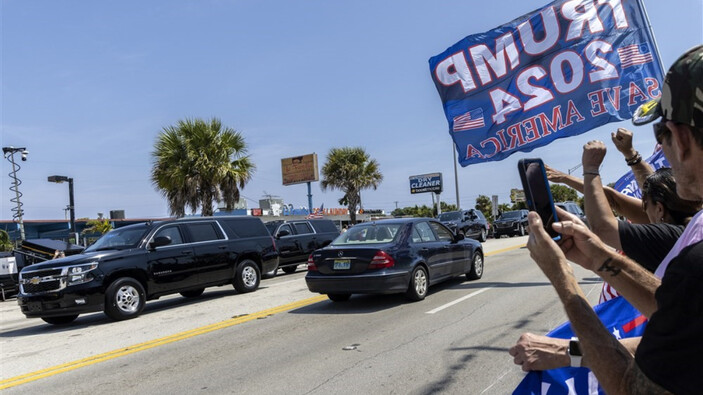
left=149, top=236, right=172, bottom=249
left=277, top=229, right=291, bottom=238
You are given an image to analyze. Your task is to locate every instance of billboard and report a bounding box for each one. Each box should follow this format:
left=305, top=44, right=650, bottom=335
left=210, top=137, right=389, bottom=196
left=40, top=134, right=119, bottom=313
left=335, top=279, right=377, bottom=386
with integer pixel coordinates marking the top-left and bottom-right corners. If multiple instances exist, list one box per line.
left=409, top=173, right=442, bottom=194
left=281, top=153, right=319, bottom=186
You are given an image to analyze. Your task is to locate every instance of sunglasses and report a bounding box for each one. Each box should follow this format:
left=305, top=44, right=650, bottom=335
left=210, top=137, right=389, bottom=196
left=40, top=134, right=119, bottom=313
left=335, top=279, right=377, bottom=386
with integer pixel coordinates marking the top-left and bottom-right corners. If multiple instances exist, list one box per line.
left=653, top=120, right=671, bottom=144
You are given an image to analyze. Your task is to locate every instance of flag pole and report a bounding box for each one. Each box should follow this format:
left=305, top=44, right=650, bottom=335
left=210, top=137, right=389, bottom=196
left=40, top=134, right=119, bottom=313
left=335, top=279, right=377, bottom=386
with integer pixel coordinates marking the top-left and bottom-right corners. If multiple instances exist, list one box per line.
left=636, top=0, right=666, bottom=76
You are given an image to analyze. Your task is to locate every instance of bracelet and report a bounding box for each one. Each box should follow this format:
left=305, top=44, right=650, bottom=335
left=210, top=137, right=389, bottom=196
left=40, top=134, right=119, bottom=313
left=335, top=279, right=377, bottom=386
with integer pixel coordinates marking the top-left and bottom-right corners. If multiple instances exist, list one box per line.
left=626, top=152, right=642, bottom=166
left=582, top=171, right=600, bottom=176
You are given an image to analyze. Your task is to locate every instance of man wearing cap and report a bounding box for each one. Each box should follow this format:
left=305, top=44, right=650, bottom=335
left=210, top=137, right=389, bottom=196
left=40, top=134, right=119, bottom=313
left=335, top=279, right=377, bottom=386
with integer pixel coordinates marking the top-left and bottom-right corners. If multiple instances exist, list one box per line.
left=510, top=45, right=703, bottom=394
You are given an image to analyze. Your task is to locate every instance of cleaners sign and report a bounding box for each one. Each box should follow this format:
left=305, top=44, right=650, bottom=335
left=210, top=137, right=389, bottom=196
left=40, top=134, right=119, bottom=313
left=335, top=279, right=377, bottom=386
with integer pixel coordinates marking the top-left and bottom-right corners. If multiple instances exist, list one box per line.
left=409, top=173, right=442, bottom=194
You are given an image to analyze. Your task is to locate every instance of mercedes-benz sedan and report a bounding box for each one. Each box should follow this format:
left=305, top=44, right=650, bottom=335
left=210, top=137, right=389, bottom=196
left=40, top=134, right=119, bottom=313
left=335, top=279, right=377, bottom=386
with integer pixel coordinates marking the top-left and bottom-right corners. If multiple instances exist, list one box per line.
left=305, top=218, right=484, bottom=302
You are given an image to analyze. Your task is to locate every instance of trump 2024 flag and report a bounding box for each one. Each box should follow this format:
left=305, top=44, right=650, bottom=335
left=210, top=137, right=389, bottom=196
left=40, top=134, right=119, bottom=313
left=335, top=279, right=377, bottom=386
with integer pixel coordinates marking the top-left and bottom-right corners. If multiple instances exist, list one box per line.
left=513, top=296, right=647, bottom=394
left=429, top=0, right=664, bottom=167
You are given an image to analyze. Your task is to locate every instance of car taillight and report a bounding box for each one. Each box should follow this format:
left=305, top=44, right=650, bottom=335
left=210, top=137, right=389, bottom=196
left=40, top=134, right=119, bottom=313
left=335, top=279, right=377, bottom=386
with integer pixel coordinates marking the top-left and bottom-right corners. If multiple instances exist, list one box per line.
left=307, top=254, right=318, bottom=271
left=369, top=250, right=394, bottom=269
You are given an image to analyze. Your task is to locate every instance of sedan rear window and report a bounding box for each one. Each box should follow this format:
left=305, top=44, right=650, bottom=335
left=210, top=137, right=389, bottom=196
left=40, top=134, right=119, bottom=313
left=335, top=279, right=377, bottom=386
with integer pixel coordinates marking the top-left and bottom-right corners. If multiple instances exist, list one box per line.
left=332, top=224, right=401, bottom=245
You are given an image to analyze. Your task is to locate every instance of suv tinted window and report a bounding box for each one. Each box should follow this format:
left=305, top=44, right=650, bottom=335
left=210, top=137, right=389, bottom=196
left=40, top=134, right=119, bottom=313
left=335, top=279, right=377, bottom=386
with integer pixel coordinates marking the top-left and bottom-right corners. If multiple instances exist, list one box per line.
left=220, top=218, right=269, bottom=238
left=310, top=220, right=339, bottom=233
left=293, top=222, right=313, bottom=234
left=186, top=222, right=223, bottom=242
left=155, top=225, right=184, bottom=245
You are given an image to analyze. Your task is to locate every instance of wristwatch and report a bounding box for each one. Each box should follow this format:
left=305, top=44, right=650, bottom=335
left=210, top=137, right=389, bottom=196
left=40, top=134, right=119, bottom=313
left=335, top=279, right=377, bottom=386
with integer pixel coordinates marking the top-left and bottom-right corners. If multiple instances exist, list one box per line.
left=568, top=337, right=582, bottom=367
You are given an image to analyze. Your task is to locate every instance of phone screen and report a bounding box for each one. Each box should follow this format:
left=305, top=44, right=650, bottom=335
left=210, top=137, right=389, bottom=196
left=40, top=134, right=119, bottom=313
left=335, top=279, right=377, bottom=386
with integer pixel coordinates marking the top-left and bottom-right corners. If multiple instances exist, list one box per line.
left=518, top=159, right=560, bottom=240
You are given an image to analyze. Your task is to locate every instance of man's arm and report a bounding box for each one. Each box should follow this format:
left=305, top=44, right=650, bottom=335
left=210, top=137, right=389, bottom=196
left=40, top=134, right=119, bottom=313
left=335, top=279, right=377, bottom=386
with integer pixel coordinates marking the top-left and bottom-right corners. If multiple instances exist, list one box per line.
left=581, top=141, right=623, bottom=250
left=525, top=212, right=668, bottom=393
left=612, top=128, right=655, bottom=192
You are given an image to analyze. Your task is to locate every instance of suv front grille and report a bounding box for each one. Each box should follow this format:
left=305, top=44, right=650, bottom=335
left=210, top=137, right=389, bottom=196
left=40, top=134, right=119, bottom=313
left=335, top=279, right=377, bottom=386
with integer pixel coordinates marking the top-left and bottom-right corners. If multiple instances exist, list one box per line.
left=20, top=268, right=68, bottom=294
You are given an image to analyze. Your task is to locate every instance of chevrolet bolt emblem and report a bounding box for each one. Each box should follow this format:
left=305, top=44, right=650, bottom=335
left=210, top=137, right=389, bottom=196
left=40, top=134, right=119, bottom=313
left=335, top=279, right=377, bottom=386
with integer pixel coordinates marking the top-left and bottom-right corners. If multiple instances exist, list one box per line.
left=29, top=277, right=41, bottom=285
left=338, top=251, right=343, bottom=257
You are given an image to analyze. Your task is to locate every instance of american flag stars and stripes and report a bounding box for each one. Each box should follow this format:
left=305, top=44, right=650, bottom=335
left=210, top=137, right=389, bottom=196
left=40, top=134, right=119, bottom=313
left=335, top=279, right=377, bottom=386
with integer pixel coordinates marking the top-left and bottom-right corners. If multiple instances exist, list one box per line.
left=452, top=108, right=485, bottom=131
left=617, top=43, right=653, bottom=68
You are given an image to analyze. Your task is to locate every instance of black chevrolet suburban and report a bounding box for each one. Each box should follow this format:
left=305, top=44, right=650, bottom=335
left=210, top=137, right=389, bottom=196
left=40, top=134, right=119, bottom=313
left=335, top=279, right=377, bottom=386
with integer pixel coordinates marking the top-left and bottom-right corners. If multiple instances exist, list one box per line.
left=437, top=209, right=489, bottom=242
left=17, top=216, right=278, bottom=325
left=265, top=219, right=340, bottom=274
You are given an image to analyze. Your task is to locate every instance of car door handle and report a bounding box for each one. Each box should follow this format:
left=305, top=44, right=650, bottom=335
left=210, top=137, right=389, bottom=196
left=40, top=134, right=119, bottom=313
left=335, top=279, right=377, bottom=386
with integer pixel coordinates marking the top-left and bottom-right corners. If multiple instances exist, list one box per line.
left=182, top=250, right=192, bottom=255
left=218, top=245, right=227, bottom=250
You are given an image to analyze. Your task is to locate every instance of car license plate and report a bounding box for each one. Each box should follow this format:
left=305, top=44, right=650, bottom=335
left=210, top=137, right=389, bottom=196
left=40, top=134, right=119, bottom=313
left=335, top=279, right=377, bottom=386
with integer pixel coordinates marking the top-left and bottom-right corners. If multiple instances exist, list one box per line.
left=333, top=259, right=351, bottom=270
left=28, top=302, right=42, bottom=312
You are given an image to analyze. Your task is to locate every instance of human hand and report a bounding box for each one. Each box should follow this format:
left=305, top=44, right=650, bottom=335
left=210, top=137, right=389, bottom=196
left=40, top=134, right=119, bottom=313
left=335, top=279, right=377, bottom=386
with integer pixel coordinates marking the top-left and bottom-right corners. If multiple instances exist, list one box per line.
left=544, top=164, right=568, bottom=183
left=526, top=212, right=573, bottom=282
left=581, top=140, right=606, bottom=171
left=509, top=333, right=570, bottom=371
left=550, top=207, right=612, bottom=272
left=611, top=128, right=637, bottom=158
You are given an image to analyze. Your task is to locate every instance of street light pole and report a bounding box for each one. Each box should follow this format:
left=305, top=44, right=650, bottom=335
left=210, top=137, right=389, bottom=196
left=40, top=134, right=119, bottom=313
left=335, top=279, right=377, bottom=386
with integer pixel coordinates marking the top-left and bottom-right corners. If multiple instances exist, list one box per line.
left=48, top=175, right=78, bottom=244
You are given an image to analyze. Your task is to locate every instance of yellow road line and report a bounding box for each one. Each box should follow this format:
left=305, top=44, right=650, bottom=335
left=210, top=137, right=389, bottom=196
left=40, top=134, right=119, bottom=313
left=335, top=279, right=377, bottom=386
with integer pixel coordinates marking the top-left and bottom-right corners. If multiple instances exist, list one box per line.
left=485, top=243, right=526, bottom=257
left=0, top=294, right=328, bottom=390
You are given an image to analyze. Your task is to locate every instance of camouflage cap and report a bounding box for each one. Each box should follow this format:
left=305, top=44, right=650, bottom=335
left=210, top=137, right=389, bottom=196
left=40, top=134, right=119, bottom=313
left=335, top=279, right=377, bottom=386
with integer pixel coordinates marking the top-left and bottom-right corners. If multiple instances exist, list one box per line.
left=632, top=45, right=703, bottom=126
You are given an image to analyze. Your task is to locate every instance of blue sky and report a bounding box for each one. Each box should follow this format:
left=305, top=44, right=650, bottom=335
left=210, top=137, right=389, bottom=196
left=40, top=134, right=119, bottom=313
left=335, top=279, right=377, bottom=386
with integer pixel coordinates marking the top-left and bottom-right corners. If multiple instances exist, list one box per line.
left=2, top=0, right=702, bottom=220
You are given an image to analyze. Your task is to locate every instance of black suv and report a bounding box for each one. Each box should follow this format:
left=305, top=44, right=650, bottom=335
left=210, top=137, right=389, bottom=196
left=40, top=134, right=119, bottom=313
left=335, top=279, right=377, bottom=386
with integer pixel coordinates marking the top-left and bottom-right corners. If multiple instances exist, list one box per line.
left=437, top=209, right=489, bottom=242
left=17, top=216, right=278, bottom=325
left=493, top=209, right=529, bottom=238
left=265, top=219, right=340, bottom=274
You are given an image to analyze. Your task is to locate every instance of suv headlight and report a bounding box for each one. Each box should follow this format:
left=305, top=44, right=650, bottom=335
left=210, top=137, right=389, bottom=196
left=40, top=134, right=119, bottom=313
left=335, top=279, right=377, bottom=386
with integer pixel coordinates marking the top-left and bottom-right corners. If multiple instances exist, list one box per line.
left=67, top=262, right=99, bottom=286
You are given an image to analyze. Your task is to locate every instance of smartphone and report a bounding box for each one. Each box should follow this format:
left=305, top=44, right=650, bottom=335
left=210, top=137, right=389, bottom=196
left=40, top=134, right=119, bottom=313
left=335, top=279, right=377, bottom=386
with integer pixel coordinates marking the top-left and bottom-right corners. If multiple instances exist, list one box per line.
left=517, top=158, right=560, bottom=240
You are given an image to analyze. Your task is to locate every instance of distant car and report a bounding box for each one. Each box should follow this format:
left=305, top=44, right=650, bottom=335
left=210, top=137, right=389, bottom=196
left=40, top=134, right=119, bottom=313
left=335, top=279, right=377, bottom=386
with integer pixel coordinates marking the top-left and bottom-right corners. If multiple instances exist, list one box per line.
left=556, top=201, right=589, bottom=227
left=265, top=219, right=340, bottom=275
left=493, top=209, right=529, bottom=238
left=437, top=209, right=489, bottom=242
left=305, top=218, right=484, bottom=302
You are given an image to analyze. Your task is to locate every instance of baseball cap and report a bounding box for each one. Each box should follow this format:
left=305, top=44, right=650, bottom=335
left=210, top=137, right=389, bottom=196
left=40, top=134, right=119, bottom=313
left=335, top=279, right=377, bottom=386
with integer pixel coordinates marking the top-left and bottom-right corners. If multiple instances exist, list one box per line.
left=632, top=44, right=703, bottom=126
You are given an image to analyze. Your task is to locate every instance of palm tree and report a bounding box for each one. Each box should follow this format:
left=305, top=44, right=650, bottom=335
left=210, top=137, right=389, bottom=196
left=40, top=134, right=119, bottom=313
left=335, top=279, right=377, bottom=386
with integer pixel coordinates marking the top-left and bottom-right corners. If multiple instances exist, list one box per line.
left=82, top=218, right=113, bottom=235
left=151, top=117, right=255, bottom=217
left=320, top=147, right=383, bottom=224
left=0, top=230, right=13, bottom=252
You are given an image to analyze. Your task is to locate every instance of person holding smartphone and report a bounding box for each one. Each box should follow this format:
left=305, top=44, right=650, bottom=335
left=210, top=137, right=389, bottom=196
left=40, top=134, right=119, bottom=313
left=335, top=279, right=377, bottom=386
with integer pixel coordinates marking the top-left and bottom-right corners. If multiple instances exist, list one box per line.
left=511, top=45, right=703, bottom=394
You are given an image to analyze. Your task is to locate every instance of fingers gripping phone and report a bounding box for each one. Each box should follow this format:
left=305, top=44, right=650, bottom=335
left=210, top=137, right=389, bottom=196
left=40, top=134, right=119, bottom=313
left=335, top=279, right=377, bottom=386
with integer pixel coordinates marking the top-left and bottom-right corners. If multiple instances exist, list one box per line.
left=518, top=158, right=561, bottom=240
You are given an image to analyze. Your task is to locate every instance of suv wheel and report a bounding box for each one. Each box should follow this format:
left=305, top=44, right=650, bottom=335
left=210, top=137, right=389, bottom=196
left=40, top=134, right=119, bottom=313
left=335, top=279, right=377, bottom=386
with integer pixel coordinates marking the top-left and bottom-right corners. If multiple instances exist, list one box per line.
left=105, top=277, right=146, bottom=321
left=41, top=315, right=79, bottom=325
left=478, top=229, right=487, bottom=242
left=281, top=265, right=297, bottom=274
left=233, top=259, right=260, bottom=293
left=518, top=224, right=525, bottom=236
left=180, top=288, right=204, bottom=298
left=327, top=293, right=351, bottom=302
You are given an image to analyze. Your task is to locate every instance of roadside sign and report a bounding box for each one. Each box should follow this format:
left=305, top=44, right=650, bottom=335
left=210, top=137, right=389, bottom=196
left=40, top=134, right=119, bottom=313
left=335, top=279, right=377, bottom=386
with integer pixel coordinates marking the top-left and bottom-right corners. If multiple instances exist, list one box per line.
left=409, top=173, right=442, bottom=194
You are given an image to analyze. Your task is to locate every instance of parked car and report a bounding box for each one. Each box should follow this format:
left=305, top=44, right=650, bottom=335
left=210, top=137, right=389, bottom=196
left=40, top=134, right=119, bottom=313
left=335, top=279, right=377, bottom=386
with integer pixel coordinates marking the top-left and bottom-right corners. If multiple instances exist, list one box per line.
left=556, top=201, right=589, bottom=227
left=493, top=209, right=529, bottom=237
left=305, top=218, right=484, bottom=302
left=17, top=216, right=278, bottom=325
left=265, top=219, right=340, bottom=275
left=437, top=209, right=489, bottom=242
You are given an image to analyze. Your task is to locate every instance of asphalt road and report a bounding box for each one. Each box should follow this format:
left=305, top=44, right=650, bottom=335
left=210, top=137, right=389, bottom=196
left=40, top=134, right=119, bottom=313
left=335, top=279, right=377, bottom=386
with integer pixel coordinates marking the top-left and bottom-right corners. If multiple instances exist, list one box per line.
left=0, top=236, right=603, bottom=394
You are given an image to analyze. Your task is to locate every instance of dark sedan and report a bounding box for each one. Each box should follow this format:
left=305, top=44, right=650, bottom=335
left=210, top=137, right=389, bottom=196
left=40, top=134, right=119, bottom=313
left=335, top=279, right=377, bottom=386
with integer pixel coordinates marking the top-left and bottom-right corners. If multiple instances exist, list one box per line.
left=305, top=218, right=484, bottom=302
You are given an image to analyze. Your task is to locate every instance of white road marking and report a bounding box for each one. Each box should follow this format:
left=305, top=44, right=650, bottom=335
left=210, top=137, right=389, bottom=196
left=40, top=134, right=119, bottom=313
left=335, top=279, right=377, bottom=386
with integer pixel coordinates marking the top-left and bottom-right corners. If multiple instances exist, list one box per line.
left=425, top=287, right=493, bottom=314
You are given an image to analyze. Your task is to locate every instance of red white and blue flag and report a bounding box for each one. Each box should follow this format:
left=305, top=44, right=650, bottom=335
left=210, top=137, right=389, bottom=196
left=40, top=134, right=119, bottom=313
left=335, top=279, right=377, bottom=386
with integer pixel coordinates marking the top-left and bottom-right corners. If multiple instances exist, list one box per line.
left=429, top=0, right=663, bottom=167
left=307, top=203, right=324, bottom=219
left=453, top=108, right=485, bottom=131
left=513, top=296, right=647, bottom=394
left=618, top=43, right=654, bottom=68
